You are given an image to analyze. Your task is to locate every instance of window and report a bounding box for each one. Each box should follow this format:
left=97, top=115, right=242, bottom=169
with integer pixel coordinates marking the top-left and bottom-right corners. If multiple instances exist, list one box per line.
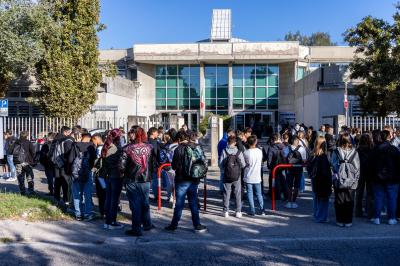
left=232, top=64, right=279, bottom=111
left=204, top=64, right=229, bottom=113
left=155, top=65, right=200, bottom=111
left=297, top=66, right=306, bottom=81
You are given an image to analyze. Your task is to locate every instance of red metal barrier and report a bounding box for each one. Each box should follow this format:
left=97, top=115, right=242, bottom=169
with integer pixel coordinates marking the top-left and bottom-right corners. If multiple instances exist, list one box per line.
left=271, top=163, right=304, bottom=211
left=157, top=163, right=171, bottom=211
left=157, top=163, right=208, bottom=212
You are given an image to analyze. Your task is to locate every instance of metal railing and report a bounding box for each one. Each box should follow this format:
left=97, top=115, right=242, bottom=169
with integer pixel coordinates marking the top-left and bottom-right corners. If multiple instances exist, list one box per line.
left=350, top=116, right=400, bottom=132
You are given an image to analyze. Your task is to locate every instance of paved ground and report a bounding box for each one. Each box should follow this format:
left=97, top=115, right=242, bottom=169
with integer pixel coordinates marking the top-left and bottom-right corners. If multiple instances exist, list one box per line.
left=1, top=167, right=400, bottom=266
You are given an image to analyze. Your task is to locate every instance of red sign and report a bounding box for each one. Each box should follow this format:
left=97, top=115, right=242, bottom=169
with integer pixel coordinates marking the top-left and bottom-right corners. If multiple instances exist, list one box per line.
left=344, top=101, right=349, bottom=109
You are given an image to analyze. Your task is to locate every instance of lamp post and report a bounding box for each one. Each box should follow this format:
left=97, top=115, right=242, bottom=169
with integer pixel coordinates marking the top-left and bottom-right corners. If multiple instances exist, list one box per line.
left=132, top=80, right=141, bottom=117
left=343, top=69, right=351, bottom=126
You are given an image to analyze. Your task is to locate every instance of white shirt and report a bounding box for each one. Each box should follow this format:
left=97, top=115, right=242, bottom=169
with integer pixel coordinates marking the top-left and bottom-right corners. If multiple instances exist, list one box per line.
left=243, top=148, right=263, bottom=184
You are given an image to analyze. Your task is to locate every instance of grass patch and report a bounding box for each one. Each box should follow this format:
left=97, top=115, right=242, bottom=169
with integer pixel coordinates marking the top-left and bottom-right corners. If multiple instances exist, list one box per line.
left=0, top=193, right=71, bottom=221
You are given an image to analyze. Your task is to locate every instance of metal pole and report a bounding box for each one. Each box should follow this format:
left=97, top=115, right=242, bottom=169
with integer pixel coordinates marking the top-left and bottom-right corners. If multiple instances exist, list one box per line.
left=345, top=81, right=348, bottom=126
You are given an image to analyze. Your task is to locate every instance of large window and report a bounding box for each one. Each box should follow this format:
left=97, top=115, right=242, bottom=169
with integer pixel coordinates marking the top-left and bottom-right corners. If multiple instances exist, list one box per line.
left=232, top=64, right=279, bottom=110
left=155, top=65, right=200, bottom=111
left=205, top=64, right=229, bottom=114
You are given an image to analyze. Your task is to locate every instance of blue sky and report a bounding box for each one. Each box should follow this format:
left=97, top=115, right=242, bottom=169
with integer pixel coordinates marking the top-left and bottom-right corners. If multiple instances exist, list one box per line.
left=99, top=0, right=396, bottom=49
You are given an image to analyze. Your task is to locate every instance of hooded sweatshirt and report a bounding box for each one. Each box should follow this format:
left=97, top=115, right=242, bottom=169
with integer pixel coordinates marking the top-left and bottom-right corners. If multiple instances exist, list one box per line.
left=218, top=145, right=246, bottom=174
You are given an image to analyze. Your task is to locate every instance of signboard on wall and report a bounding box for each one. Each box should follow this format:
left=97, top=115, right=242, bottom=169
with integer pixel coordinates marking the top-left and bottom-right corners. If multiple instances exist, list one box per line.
left=0, top=99, right=8, bottom=116
left=279, top=112, right=295, bottom=125
left=91, top=105, right=118, bottom=112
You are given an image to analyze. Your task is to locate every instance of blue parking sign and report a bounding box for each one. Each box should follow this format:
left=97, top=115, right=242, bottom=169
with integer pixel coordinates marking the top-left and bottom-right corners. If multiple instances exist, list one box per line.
left=0, top=99, right=8, bottom=116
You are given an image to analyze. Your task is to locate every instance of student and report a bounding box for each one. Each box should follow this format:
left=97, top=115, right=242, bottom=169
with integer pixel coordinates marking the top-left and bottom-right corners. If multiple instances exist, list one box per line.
left=165, top=131, right=207, bottom=232
left=325, top=126, right=336, bottom=161
left=165, top=128, right=179, bottom=208
left=102, top=129, right=124, bottom=230
left=243, top=135, right=266, bottom=216
left=317, top=125, right=326, bottom=138
left=370, top=130, right=400, bottom=225
left=331, top=133, right=360, bottom=227
left=12, top=131, right=35, bottom=195
left=285, top=136, right=306, bottom=209
left=307, top=136, right=332, bottom=223
left=4, top=129, right=16, bottom=181
left=148, top=127, right=161, bottom=201
left=39, top=132, right=56, bottom=196
left=92, top=133, right=106, bottom=218
left=265, top=133, right=288, bottom=200
left=52, top=126, right=74, bottom=204
left=120, top=126, right=154, bottom=237
left=219, top=135, right=246, bottom=218
left=218, top=129, right=235, bottom=192
left=70, top=133, right=96, bottom=221
left=355, top=133, right=374, bottom=218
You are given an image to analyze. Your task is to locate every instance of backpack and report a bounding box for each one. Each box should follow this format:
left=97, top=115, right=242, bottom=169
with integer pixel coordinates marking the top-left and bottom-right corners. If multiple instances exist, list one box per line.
left=72, top=149, right=91, bottom=182
left=287, top=146, right=303, bottom=165
left=184, top=144, right=208, bottom=179
left=335, top=149, right=359, bottom=189
left=223, top=149, right=242, bottom=183
left=49, top=139, right=72, bottom=168
left=12, top=141, right=26, bottom=164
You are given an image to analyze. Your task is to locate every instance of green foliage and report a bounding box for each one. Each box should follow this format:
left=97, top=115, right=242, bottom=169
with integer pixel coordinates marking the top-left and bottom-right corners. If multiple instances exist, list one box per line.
left=36, top=0, right=102, bottom=119
left=199, top=113, right=233, bottom=135
left=0, top=0, right=48, bottom=96
left=344, top=4, right=400, bottom=116
left=99, top=61, right=118, bottom=78
left=0, top=192, right=70, bottom=221
left=285, top=31, right=336, bottom=46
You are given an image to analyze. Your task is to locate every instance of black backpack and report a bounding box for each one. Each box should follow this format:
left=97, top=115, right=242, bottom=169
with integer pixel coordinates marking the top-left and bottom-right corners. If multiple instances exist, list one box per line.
left=223, top=149, right=242, bottom=183
left=72, top=149, right=91, bottom=182
left=287, top=146, right=303, bottom=165
left=12, top=141, right=26, bottom=164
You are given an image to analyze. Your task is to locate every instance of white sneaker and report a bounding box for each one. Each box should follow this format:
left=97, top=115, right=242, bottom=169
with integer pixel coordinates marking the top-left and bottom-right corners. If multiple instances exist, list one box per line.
left=223, top=211, right=229, bottom=218
left=291, top=202, right=298, bottom=209
left=371, top=218, right=380, bottom=225
left=345, top=223, right=353, bottom=227
left=235, top=212, right=242, bottom=218
left=6, top=177, right=16, bottom=182
left=108, top=223, right=124, bottom=230
left=388, top=219, right=398, bottom=225
left=284, top=202, right=292, bottom=209
left=103, top=224, right=109, bottom=229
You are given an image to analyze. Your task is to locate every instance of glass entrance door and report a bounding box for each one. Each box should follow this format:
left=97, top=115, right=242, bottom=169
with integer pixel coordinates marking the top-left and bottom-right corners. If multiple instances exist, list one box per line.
left=183, top=112, right=199, bottom=132
left=235, top=112, right=274, bottom=138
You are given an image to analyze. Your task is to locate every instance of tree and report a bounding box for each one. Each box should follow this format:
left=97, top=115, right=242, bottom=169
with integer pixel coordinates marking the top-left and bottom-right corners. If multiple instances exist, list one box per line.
left=36, top=0, right=103, bottom=119
left=344, top=4, right=400, bottom=116
left=284, top=31, right=336, bottom=46
left=0, top=0, right=47, bottom=96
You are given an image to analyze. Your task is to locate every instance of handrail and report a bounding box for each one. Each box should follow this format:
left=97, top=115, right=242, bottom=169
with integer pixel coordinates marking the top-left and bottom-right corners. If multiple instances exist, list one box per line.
left=271, top=163, right=305, bottom=211
left=157, top=163, right=172, bottom=210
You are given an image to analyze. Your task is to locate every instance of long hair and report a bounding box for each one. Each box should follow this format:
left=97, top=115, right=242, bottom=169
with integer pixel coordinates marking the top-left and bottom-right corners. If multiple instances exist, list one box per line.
left=313, top=136, right=326, bottom=156
left=101, top=128, right=121, bottom=158
left=130, top=126, right=147, bottom=144
left=358, top=133, right=373, bottom=149
left=338, top=133, right=353, bottom=149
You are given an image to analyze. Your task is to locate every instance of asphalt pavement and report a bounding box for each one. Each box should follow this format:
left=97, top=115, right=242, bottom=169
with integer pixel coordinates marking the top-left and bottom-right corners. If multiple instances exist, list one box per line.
left=1, top=167, right=400, bottom=266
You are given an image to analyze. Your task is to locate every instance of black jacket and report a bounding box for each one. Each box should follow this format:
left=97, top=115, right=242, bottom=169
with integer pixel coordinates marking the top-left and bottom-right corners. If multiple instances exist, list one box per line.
left=371, top=141, right=400, bottom=184
left=14, top=139, right=35, bottom=165
left=357, top=146, right=373, bottom=182
left=69, top=142, right=96, bottom=169
left=265, top=142, right=286, bottom=170
left=52, top=134, right=74, bottom=172
left=308, top=154, right=332, bottom=199
left=325, top=134, right=336, bottom=160
left=148, top=138, right=160, bottom=174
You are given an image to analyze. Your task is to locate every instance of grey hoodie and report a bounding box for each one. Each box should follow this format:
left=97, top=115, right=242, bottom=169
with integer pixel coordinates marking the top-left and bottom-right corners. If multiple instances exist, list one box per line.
left=219, top=145, right=246, bottom=174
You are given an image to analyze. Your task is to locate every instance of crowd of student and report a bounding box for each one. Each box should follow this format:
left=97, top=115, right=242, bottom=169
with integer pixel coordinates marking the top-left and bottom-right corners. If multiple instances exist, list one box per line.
left=2, top=121, right=400, bottom=236
left=217, top=123, right=400, bottom=227
left=3, top=125, right=208, bottom=236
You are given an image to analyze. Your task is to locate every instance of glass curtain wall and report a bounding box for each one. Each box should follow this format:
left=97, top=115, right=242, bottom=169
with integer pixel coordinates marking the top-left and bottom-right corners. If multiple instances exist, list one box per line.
left=232, top=64, right=279, bottom=111
left=204, top=64, right=229, bottom=114
left=155, top=65, right=200, bottom=111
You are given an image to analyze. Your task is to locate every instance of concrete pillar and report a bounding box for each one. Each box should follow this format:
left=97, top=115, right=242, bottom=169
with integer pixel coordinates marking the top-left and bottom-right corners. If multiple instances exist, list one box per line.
left=228, top=62, right=233, bottom=116
left=210, top=115, right=219, bottom=167
left=199, top=62, right=205, bottom=119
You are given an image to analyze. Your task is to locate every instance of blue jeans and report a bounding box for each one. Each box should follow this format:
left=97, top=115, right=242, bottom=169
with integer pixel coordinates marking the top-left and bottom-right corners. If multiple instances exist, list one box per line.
left=152, top=171, right=171, bottom=199
left=170, top=181, right=200, bottom=228
left=246, top=183, right=264, bottom=214
left=7, top=155, right=16, bottom=178
left=105, top=178, right=123, bottom=225
left=71, top=174, right=93, bottom=218
left=126, top=182, right=152, bottom=233
left=373, top=183, right=399, bottom=220
left=314, top=197, right=329, bottom=222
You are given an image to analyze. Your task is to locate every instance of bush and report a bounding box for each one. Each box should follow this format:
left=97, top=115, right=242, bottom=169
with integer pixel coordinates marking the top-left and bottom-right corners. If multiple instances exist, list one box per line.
left=199, top=113, right=233, bottom=135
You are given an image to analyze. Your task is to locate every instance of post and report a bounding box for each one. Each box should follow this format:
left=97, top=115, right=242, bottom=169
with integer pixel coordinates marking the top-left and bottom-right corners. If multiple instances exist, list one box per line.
left=344, top=81, right=348, bottom=126
left=210, top=115, right=219, bottom=167
left=0, top=117, right=3, bottom=159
